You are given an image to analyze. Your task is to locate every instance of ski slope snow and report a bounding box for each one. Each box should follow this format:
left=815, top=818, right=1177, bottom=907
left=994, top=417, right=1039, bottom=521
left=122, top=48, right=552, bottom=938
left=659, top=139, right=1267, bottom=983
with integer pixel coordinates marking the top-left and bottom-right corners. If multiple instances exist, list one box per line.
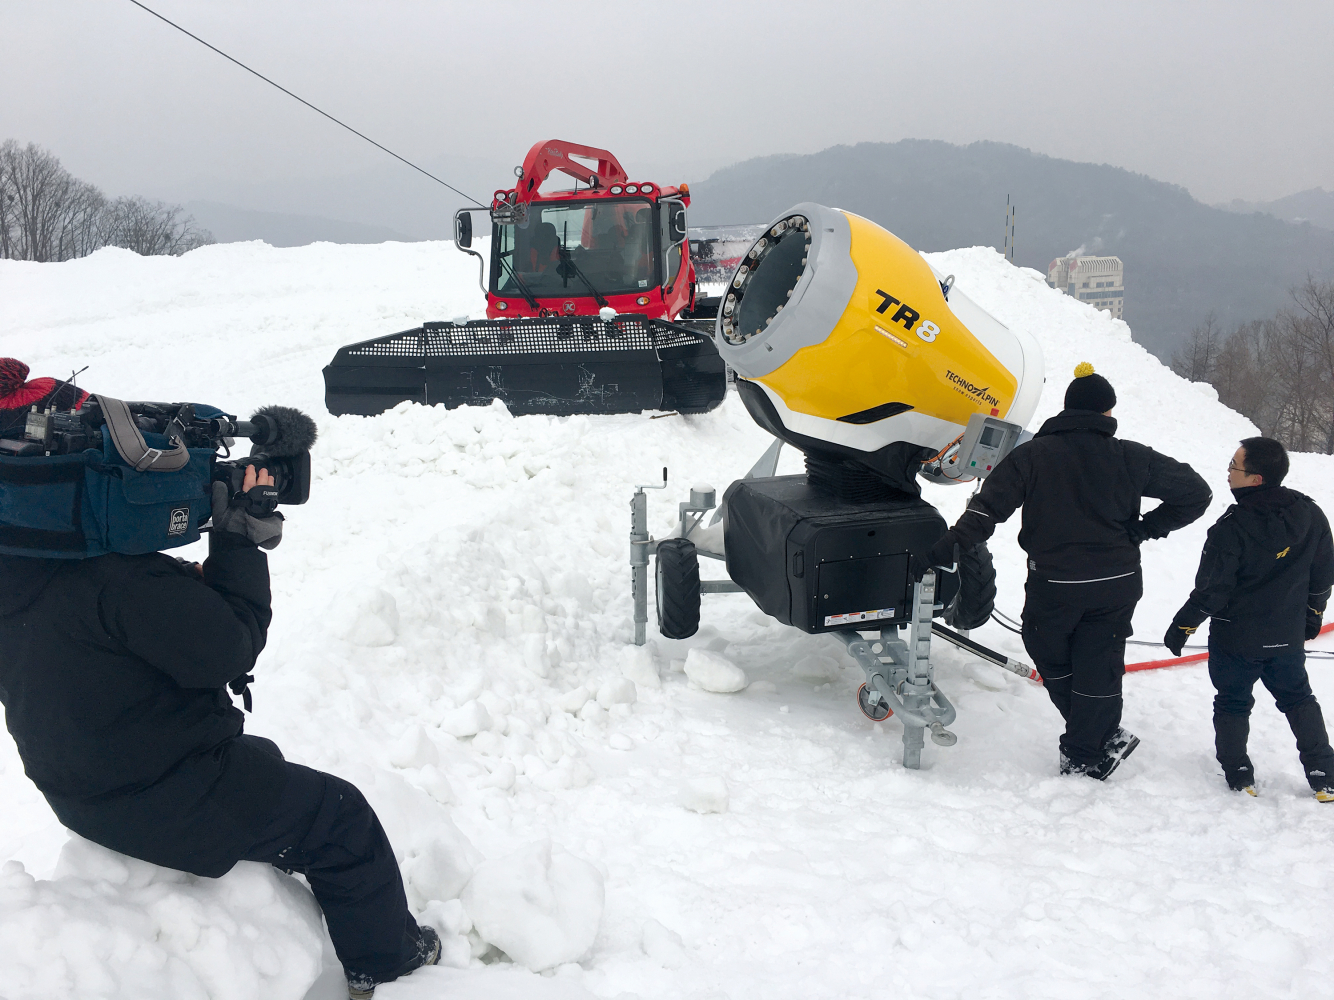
left=3, top=237, right=1334, bottom=1000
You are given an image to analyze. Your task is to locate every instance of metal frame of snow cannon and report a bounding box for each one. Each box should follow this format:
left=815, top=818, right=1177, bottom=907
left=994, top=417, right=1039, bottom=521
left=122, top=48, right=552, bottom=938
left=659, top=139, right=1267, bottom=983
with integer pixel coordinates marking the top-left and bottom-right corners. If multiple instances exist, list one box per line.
left=631, top=470, right=742, bottom=646
left=628, top=445, right=1041, bottom=770
left=838, top=571, right=958, bottom=770
left=629, top=468, right=966, bottom=770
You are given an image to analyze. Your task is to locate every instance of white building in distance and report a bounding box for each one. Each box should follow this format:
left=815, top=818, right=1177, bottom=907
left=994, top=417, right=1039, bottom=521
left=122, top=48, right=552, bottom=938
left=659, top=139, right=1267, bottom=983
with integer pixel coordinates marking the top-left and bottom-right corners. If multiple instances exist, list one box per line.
left=1048, top=254, right=1124, bottom=320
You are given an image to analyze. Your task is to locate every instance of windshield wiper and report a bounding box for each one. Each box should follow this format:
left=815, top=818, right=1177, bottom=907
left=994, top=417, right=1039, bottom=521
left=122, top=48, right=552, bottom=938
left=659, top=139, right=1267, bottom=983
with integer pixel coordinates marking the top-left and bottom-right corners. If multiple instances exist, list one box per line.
left=496, top=251, right=542, bottom=312
left=556, top=246, right=610, bottom=308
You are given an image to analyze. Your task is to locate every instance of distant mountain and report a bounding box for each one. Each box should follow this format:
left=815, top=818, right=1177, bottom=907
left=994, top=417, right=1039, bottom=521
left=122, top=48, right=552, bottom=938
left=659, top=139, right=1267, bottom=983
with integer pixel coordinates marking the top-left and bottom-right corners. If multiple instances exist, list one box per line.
left=1220, top=187, right=1334, bottom=231
left=687, top=141, right=1334, bottom=359
left=183, top=200, right=415, bottom=247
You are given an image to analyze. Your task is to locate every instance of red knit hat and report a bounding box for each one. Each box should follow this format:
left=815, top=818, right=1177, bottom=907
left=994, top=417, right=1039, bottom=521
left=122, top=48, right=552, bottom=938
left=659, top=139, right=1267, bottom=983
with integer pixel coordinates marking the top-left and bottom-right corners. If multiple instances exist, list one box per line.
left=0, top=358, right=88, bottom=413
left=0, top=358, right=30, bottom=398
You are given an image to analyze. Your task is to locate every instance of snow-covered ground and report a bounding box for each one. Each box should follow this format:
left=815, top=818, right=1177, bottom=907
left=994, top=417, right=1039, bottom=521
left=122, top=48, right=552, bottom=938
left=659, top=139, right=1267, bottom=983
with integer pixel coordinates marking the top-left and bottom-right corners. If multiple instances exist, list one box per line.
left=4, top=238, right=1334, bottom=1000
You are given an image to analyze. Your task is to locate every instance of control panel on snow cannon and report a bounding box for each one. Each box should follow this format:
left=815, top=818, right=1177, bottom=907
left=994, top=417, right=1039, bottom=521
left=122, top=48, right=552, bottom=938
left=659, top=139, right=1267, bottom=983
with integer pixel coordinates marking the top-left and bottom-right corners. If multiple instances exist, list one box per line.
left=713, top=202, right=1044, bottom=492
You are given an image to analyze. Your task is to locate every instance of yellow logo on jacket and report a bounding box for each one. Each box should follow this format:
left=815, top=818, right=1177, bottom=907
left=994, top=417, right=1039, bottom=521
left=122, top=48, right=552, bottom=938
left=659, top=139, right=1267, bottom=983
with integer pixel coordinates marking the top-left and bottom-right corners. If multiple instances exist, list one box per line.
left=1277, top=547, right=1291, bottom=559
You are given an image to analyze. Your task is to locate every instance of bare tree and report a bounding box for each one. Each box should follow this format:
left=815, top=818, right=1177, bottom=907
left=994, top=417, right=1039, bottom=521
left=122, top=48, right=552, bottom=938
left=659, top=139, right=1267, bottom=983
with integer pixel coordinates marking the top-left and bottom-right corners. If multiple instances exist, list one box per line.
left=1289, top=277, right=1334, bottom=453
left=1170, top=282, right=1334, bottom=453
left=1171, top=312, right=1223, bottom=382
left=105, top=196, right=213, bottom=256
left=0, top=139, right=212, bottom=262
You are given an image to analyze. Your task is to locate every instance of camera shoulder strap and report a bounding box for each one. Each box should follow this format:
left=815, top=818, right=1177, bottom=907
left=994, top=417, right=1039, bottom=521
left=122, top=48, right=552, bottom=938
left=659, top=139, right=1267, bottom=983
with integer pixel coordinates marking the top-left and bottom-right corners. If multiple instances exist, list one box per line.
left=94, top=394, right=191, bottom=472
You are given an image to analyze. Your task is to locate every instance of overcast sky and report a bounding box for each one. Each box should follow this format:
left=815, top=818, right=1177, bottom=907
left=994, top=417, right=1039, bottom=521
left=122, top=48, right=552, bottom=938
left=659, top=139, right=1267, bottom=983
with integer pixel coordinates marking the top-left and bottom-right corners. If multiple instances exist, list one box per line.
left=4, top=0, right=1332, bottom=218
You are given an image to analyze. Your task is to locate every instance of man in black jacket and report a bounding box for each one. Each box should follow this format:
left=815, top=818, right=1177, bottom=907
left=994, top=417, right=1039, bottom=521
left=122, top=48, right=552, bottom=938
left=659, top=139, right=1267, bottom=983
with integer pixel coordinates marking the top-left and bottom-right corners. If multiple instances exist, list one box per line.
left=0, top=462, right=439, bottom=999
left=931, top=363, right=1211, bottom=778
left=1165, top=436, right=1334, bottom=799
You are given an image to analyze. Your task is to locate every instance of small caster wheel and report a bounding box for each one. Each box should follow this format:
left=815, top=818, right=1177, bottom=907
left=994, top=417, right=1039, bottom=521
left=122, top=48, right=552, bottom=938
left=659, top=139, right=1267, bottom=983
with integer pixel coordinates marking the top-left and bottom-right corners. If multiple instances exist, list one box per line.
left=857, top=683, right=892, bottom=722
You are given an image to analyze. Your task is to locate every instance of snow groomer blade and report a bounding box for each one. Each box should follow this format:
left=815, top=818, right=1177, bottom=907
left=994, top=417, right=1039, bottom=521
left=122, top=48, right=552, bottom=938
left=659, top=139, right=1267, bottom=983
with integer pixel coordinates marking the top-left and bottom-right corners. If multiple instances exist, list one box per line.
left=322, top=315, right=727, bottom=417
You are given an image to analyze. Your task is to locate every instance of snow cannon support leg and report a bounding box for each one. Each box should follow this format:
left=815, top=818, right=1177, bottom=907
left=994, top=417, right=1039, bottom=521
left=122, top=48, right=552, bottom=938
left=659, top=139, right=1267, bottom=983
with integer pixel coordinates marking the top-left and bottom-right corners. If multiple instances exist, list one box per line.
left=630, top=469, right=669, bottom=646
left=837, top=571, right=957, bottom=769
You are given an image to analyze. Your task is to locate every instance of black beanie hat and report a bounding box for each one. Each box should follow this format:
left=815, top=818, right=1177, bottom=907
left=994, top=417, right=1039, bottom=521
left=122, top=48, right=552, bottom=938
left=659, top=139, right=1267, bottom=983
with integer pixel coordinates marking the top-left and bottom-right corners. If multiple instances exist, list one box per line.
left=1064, top=362, right=1116, bottom=412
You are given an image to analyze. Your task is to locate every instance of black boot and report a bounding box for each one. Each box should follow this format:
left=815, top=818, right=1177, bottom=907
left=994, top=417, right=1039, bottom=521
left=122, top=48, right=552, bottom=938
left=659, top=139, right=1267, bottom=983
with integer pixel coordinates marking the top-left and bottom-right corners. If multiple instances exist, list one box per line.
left=1214, top=711, right=1256, bottom=793
left=1285, top=698, right=1334, bottom=800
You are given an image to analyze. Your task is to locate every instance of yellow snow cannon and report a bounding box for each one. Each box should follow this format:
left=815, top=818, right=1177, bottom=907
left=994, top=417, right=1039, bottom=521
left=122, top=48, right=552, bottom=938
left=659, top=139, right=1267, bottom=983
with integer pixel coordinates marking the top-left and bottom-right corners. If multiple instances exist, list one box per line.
left=715, top=203, right=1044, bottom=492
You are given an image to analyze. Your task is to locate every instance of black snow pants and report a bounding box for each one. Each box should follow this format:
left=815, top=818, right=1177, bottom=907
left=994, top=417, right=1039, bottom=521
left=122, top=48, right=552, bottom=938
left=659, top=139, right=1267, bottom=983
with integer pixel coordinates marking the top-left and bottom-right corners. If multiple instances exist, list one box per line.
left=1208, top=648, right=1334, bottom=790
left=238, top=736, right=426, bottom=982
left=1021, top=574, right=1139, bottom=765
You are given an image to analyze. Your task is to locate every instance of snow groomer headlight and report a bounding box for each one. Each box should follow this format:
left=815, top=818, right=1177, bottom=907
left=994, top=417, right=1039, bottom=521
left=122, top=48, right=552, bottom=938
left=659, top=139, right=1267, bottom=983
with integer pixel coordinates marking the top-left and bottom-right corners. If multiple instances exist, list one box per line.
left=715, top=202, right=1045, bottom=488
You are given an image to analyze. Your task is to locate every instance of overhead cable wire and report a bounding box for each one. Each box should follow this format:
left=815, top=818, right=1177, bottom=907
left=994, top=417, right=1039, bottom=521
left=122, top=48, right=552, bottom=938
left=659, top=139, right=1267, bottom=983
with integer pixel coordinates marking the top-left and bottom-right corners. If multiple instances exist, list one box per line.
left=125, top=0, right=485, bottom=205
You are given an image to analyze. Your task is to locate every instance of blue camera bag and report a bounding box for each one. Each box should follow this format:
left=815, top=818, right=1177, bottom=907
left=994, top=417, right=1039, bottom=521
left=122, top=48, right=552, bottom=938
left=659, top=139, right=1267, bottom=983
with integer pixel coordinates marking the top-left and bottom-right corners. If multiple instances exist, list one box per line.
left=0, top=411, right=222, bottom=559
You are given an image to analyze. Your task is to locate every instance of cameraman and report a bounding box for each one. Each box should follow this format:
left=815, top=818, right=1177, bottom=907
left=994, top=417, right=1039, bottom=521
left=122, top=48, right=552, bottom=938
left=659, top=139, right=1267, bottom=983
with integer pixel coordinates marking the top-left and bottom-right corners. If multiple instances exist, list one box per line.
left=0, top=432, right=438, bottom=999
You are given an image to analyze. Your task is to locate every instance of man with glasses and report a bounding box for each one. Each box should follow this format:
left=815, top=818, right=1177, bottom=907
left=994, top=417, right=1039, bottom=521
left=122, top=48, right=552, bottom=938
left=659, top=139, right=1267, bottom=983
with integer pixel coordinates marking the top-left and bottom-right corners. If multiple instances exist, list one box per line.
left=1166, top=437, right=1334, bottom=799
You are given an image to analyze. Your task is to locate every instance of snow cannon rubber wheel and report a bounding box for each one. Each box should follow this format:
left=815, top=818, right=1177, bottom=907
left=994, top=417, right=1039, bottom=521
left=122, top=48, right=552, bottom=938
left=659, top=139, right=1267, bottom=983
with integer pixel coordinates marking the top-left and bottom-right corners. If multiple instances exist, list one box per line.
left=656, top=538, right=701, bottom=640
left=857, top=683, right=892, bottom=722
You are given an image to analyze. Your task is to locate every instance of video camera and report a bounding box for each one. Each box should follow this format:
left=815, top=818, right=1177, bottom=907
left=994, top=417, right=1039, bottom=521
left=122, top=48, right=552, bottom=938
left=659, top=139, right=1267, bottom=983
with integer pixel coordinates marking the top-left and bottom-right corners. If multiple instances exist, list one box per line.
left=0, top=395, right=317, bottom=559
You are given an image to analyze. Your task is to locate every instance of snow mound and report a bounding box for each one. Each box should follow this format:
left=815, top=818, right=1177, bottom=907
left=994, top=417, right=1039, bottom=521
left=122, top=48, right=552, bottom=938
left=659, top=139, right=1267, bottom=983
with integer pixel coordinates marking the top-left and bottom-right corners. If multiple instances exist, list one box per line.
left=0, top=838, right=323, bottom=1000
left=683, top=648, right=748, bottom=692
left=6, top=239, right=1334, bottom=1000
left=460, top=841, right=604, bottom=971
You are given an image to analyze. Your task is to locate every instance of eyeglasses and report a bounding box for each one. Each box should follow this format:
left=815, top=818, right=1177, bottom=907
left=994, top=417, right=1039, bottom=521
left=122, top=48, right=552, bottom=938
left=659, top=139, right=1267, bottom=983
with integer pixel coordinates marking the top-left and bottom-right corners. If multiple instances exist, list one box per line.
left=1228, top=461, right=1250, bottom=475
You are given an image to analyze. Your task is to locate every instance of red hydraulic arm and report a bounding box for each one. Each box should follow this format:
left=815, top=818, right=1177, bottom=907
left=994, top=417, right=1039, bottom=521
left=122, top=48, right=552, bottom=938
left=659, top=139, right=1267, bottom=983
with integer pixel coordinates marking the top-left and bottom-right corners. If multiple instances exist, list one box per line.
left=513, top=140, right=629, bottom=204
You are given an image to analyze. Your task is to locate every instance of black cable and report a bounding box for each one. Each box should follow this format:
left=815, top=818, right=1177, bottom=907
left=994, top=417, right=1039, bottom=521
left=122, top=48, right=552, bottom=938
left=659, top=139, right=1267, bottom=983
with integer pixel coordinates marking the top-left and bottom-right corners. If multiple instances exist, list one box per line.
left=125, top=0, right=484, bottom=205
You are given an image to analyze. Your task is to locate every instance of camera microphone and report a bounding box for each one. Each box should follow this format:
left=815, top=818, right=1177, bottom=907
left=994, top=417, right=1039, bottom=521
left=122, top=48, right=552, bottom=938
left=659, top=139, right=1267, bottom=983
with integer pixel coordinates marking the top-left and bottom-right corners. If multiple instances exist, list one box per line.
left=234, top=406, right=318, bottom=457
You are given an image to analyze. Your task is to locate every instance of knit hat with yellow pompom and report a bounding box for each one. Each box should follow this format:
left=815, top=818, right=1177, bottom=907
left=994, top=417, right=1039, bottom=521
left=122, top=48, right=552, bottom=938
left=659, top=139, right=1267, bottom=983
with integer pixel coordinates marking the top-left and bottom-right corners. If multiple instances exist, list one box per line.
left=1064, top=361, right=1116, bottom=413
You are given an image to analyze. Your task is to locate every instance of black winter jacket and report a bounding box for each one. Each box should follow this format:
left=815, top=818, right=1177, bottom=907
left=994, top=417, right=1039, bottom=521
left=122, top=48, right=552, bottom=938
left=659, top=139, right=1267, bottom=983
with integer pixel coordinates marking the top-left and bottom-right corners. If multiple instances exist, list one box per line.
left=948, top=410, right=1212, bottom=585
left=1176, top=484, right=1334, bottom=658
left=0, top=534, right=285, bottom=877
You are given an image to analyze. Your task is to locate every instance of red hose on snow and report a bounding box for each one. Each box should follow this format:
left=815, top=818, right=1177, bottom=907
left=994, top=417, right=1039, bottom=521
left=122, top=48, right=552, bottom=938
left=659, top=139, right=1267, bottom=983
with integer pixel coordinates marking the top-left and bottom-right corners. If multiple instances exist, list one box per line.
left=1126, top=621, right=1334, bottom=673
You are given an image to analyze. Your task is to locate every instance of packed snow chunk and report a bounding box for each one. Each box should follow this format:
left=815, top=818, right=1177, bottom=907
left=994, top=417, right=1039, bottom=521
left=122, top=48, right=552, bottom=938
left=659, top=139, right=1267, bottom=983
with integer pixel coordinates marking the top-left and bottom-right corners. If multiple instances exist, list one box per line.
left=335, top=764, right=481, bottom=905
left=791, top=653, right=841, bottom=684
left=620, top=644, right=661, bottom=689
left=419, top=898, right=474, bottom=969
left=331, top=587, right=400, bottom=647
left=441, top=700, right=493, bottom=738
left=401, top=836, right=479, bottom=910
left=596, top=677, right=637, bottom=709
left=641, top=918, right=688, bottom=968
left=678, top=775, right=730, bottom=814
left=388, top=724, right=440, bottom=769
left=555, top=685, right=593, bottom=713
left=461, top=841, right=605, bottom=971
left=0, top=838, right=323, bottom=1000
left=684, top=648, right=748, bottom=693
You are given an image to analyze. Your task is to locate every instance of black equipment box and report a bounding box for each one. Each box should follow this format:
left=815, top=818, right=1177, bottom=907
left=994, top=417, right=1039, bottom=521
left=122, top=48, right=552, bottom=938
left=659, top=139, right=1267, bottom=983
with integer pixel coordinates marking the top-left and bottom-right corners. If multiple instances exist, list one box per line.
left=722, top=476, right=954, bottom=633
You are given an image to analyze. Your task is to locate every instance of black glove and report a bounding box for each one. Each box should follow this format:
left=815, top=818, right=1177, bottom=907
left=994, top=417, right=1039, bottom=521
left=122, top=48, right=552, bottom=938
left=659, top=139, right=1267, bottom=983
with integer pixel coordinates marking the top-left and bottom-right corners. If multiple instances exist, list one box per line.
left=1163, top=621, right=1195, bottom=657
left=1307, top=610, right=1324, bottom=642
left=210, top=481, right=283, bottom=549
left=1126, top=515, right=1169, bottom=546
left=1124, top=517, right=1150, bottom=545
left=928, top=530, right=959, bottom=570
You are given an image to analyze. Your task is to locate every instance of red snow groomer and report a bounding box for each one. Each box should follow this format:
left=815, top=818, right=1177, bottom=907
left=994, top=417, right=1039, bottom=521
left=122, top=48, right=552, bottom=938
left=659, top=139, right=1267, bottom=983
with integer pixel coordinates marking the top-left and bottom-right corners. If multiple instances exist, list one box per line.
left=323, top=140, right=727, bottom=417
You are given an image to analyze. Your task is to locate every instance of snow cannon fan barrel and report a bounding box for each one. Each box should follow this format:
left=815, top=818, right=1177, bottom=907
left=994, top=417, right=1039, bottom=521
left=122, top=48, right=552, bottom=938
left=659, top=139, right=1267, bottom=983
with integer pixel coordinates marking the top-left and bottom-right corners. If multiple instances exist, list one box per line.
left=715, top=203, right=1045, bottom=493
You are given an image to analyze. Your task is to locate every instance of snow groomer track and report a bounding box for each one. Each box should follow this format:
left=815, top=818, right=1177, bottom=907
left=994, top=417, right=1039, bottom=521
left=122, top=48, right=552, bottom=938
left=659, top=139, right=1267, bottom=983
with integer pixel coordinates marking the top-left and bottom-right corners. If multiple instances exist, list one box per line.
left=4, top=238, right=1334, bottom=1000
